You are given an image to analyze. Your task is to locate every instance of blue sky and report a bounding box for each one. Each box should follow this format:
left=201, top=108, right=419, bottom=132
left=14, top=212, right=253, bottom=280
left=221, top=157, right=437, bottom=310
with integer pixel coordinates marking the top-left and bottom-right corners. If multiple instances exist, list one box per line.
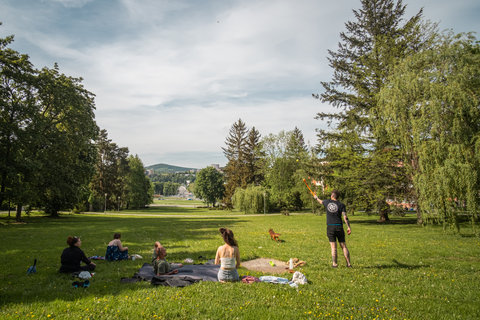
left=1, top=0, right=479, bottom=168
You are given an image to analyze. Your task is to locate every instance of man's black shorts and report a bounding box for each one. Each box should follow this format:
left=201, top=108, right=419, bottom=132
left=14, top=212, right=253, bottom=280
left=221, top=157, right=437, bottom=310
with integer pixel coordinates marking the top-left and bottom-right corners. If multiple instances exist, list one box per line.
left=327, top=225, right=345, bottom=243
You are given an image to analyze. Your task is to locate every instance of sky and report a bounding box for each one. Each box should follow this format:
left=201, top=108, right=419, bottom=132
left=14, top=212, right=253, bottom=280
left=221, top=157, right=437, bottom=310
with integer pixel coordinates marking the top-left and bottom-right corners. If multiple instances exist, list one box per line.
left=1, top=0, right=479, bottom=168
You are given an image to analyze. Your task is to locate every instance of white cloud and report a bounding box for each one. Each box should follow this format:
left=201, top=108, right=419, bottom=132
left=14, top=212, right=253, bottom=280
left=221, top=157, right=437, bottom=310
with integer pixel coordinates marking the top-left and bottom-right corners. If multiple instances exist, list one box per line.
left=1, top=0, right=479, bottom=168
left=44, top=0, right=95, bottom=8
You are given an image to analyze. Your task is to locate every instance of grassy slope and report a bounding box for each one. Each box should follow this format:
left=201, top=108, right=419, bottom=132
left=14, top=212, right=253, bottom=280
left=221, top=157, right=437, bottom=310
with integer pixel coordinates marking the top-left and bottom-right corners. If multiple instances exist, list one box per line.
left=0, top=212, right=479, bottom=320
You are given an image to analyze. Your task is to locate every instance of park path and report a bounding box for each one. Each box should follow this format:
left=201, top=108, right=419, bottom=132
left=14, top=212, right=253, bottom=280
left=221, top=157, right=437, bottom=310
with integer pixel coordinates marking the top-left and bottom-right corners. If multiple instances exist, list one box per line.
left=83, top=211, right=283, bottom=218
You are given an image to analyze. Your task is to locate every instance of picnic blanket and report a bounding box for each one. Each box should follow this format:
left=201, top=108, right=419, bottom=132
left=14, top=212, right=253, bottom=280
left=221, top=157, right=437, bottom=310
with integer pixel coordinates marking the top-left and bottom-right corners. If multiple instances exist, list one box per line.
left=122, top=263, right=220, bottom=287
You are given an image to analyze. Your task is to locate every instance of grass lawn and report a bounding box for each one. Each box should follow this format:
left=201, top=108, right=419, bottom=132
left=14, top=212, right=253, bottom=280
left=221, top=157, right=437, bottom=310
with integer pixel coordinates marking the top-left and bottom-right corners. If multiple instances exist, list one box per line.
left=152, top=198, right=205, bottom=207
left=0, top=210, right=479, bottom=319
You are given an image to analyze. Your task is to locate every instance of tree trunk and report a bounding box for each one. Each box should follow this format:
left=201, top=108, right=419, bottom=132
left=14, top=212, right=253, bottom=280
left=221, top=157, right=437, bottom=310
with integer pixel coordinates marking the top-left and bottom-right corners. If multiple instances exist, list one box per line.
left=15, top=203, right=22, bottom=222
left=378, top=199, right=390, bottom=223
left=416, top=204, right=423, bottom=225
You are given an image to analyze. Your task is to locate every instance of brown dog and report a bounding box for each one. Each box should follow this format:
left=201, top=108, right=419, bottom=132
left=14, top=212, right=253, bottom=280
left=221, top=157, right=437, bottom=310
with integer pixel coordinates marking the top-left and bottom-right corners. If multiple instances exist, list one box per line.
left=268, top=229, right=281, bottom=242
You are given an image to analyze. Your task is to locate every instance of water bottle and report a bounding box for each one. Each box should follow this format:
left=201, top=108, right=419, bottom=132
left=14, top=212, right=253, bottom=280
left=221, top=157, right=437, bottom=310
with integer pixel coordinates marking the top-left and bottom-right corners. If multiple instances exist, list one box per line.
left=289, top=258, right=294, bottom=269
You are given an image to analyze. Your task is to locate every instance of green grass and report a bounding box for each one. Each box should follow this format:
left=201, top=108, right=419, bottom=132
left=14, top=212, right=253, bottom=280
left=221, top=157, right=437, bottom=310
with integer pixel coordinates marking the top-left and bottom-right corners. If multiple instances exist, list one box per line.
left=153, top=198, right=205, bottom=206
left=0, top=210, right=479, bottom=319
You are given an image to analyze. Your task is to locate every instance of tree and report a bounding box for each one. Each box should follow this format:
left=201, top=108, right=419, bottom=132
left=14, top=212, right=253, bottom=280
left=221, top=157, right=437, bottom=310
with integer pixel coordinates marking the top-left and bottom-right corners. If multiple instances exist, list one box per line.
left=378, top=32, right=480, bottom=231
left=89, top=129, right=129, bottom=211
left=314, top=0, right=429, bottom=221
left=125, top=155, right=153, bottom=209
left=262, top=129, right=309, bottom=211
left=194, top=166, right=224, bottom=207
left=1, top=29, right=98, bottom=218
left=163, top=181, right=180, bottom=196
left=33, top=65, right=98, bottom=216
left=232, top=184, right=269, bottom=214
left=0, top=30, right=38, bottom=219
left=222, top=119, right=248, bottom=207
left=244, top=126, right=264, bottom=186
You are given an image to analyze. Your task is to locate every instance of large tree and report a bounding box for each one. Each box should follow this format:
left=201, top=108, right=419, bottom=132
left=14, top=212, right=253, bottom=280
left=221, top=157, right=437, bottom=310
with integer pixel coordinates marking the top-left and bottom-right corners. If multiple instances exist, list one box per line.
left=33, top=65, right=98, bottom=216
left=125, top=155, right=153, bottom=209
left=1, top=30, right=98, bottom=219
left=378, top=32, right=480, bottom=231
left=194, top=166, right=225, bottom=207
left=89, top=129, right=129, bottom=211
left=262, top=128, right=310, bottom=211
left=1, top=29, right=98, bottom=218
left=0, top=30, right=38, bottom=218
left=314, top=0, right=428, bottom=221
left=244, top=126, right=264, bottom=186
left=222, top=119, right=248, bottom=207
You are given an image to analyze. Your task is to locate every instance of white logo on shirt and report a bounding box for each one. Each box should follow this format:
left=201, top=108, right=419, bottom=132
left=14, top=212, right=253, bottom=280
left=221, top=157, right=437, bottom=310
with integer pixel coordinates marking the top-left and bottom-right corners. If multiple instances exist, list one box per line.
left=327, top=202, right=338, bottom=213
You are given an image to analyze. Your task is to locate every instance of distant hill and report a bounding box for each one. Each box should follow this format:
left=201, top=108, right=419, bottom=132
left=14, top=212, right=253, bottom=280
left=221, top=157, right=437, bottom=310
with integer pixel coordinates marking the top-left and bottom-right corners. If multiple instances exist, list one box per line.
left=145, top=163, right=196, bottom=173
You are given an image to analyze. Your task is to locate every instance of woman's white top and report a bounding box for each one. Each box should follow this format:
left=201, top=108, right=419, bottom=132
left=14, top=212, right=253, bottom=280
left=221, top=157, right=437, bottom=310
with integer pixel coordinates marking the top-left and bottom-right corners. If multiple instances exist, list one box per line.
left=220, top=257, right=236, bottom=269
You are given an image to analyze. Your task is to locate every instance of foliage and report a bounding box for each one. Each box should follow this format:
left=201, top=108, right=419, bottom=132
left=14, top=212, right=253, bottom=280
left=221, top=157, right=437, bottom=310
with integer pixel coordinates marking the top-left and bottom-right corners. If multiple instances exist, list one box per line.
left=0, top=30, right=98, bottom=219
left=89, top=129, right=129, bottom=211
left=145, top=163, right=195, bottom=174
left=262, top=128, right=309, bottom=211
left=244, top=127, right=264, bottom=186
left=232, top=184, right=269, bottom=214
left=314, top=0, right=429, bottom=222
left=194, top=166, right=225, bottom=207
left=162, top=181, right=181, bottom=196
left=125, top=155, right=153, bottom=209
left=378, top=32, right=480, bottom=232
left=222, top=119, right=263, bottom=207
left=222, top=119, right=249, bottom=207
left=149, top=171, right=196, bottom=186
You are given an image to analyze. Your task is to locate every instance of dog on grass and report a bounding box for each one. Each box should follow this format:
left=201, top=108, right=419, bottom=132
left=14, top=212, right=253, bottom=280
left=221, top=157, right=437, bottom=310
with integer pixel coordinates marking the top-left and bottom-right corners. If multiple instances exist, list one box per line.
left=268, top=229, right=281, bottom=242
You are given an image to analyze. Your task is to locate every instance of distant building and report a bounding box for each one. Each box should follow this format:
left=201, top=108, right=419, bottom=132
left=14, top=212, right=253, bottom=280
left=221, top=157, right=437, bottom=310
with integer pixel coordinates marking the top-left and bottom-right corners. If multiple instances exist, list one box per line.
left=210, top=164, right=223, bottom=173
left=145, top=169, right=154, bottom=176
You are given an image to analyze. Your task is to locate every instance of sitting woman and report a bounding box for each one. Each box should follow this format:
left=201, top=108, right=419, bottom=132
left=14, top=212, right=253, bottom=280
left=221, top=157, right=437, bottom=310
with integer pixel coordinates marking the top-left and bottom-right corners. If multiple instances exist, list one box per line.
left=215, top=228, right=241, bottom=282
left=153, top=244, right=180, bottom=275
left=59, top=236, right=96, bottom=273
left=105, top=233, right=129, bottom=261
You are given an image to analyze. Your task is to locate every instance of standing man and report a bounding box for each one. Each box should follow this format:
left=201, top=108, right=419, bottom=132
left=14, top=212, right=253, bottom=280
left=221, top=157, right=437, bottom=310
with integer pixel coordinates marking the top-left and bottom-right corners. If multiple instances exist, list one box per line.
left=314, top=190, right=352, bottom=268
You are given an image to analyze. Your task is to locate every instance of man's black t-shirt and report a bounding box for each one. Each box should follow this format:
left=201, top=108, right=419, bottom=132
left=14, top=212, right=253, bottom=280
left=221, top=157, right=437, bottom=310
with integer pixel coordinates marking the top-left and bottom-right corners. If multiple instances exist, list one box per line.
left=322, top=199, right=346, bottom=225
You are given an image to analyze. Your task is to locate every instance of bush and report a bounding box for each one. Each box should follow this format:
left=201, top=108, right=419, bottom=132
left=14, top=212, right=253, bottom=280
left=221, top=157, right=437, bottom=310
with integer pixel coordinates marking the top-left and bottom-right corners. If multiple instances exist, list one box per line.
left=232, top=185, right=270, bottom=214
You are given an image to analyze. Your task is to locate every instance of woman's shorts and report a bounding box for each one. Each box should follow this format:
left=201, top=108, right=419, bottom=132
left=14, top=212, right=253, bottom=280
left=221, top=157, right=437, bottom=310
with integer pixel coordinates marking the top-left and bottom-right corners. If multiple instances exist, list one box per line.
left=217, top=268, right=239, bottom=282
left=327, top=225, right=345, bottom=243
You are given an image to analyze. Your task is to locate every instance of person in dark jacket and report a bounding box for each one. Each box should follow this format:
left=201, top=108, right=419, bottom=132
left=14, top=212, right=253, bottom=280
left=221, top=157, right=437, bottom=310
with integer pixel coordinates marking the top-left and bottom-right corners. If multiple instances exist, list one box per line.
left=59, top=236, right=96, bottom=273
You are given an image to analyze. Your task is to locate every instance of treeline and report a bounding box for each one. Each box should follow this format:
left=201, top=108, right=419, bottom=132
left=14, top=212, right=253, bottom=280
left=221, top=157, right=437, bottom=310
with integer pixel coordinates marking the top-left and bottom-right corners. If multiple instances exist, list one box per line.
left=194, top=0, right=480, bottom=233
left=149, top=172, right=196, bottom=196
left=194, top=120, right=316, bottom=212
left=0, top=27, right=152, bottom=220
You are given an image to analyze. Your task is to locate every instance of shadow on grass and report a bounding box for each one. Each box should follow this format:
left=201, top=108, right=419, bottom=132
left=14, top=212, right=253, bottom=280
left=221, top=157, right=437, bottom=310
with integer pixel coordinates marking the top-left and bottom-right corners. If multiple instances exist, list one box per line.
left=363, top=259, right=427, bottom=270
left=352, top=218, right=418, bottom=225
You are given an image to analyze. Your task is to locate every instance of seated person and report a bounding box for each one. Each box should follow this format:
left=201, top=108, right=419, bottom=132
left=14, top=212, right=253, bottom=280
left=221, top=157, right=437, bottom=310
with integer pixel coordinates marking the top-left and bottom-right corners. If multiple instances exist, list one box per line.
left=152, top=241, right=162, bottom=263
left=215, top=228, right=240, bottom=282
left=152, top=244, right=182, bottom=275
left=105, top=233, right=129, bottom=261
left=59, top=236, right=96, bottom=273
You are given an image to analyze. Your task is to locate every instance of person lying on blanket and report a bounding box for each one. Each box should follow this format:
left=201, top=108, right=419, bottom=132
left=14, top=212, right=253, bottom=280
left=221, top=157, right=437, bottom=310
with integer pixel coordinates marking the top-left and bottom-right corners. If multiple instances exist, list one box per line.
left=153, top=243, right=182, bottom=276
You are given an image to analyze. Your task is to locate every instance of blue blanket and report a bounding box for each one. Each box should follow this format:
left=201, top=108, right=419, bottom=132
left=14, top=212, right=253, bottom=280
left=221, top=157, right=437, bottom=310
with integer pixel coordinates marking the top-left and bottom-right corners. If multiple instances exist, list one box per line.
left=131, top=263, right=220, bottom=284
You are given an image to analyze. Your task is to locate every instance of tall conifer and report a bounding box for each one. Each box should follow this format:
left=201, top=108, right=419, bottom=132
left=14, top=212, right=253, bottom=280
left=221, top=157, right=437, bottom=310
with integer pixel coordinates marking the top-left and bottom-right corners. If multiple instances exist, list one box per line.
left=314, top=0, right=427, bottom=220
